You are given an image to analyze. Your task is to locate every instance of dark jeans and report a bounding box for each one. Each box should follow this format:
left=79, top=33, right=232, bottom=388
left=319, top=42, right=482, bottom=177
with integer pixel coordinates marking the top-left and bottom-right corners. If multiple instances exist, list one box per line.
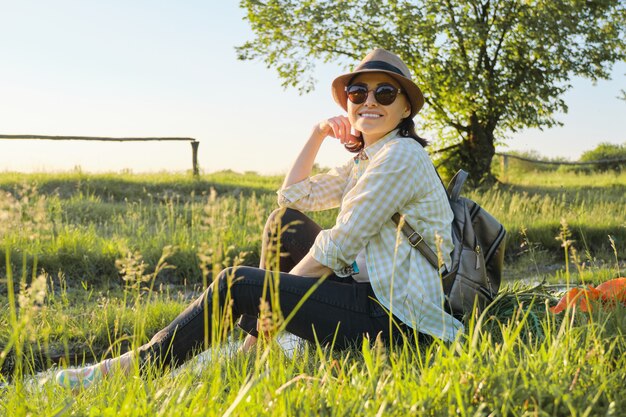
left=137, top=208, right=420, bottom=368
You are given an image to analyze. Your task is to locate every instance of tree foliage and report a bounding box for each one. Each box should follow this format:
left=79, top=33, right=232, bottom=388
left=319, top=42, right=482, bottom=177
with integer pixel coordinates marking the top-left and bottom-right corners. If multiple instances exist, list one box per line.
left=580, top=142, right=626, bottom=172
left=238, top=0, right=625, bottom=183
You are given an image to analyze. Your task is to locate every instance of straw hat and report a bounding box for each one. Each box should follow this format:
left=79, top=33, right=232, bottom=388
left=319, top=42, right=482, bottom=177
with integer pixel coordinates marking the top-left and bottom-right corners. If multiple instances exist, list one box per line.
left=331, top=48, right=424, bottom=118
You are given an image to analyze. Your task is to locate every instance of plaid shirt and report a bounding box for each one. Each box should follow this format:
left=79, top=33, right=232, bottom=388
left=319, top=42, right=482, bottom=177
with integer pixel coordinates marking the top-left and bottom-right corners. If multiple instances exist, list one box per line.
left=277, top=130, right=463, bottom=342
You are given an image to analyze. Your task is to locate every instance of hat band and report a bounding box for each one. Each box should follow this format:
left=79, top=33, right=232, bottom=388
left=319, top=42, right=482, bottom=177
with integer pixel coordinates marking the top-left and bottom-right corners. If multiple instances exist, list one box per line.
left=357, top=60, right=406, bottom=77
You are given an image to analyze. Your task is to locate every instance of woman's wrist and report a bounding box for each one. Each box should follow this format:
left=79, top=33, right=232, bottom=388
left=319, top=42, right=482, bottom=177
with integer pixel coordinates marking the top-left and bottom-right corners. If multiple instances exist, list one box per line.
left=311, top=124, right=328, bottom=141
left=290, top=253, right=333, bottom=277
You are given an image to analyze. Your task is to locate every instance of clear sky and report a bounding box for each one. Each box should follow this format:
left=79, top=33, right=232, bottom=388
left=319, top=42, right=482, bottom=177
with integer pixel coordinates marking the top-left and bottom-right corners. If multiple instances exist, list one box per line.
left=1, top=1, right=624, bottom=175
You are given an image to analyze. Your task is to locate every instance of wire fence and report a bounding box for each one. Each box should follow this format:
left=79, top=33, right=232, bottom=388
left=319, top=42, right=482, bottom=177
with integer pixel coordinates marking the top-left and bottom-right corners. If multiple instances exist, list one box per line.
left=496, top=152, right=626, bottom=167
left=428, top=142, right=626, bottom=173
left=495, top=152, right=626, bottom=176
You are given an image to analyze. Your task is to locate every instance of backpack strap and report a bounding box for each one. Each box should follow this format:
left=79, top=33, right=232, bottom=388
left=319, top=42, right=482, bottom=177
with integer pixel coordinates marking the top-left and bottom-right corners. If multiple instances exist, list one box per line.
left=392, top=169, right=468, bottom=274
left=391, top=212, right=443, bottom=272
left=447, top=169, right=468, bottom=202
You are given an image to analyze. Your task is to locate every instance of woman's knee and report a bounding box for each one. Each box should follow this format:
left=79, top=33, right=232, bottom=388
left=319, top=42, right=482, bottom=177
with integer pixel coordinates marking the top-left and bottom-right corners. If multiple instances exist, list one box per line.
left=265, top=208, right=306, bottom=230
left=215, top=266, right=244, bottom=290
left=213, top=267, right=239, bottom=301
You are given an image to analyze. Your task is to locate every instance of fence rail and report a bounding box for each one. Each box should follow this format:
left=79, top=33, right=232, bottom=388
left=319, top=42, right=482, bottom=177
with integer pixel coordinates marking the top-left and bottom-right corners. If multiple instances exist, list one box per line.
left=496, top=152, right=626, bottom=177
left=496, top=152, right=626, bottom=167
left=0, top=134, right=200, bottom=176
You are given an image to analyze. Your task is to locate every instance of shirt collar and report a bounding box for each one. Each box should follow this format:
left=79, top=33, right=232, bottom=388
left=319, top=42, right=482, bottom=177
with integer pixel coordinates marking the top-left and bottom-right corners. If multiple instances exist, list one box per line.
left=362, top=129, right=400, bottom=160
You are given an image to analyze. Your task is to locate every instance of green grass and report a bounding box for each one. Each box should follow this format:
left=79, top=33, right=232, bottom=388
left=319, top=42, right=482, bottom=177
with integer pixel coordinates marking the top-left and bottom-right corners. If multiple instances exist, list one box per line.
left=1, top=168, right=625, bottom=416
left=1, top=169, right=624, bottom=287
left=1, top=274, right=625, bottom=416
left=0, top=171, right=286, bottom=285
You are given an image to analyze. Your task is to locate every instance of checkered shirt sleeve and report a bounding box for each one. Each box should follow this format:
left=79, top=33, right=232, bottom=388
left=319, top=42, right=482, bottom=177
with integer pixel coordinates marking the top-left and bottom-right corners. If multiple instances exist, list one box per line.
left=277, top=158, right=353, bottom=211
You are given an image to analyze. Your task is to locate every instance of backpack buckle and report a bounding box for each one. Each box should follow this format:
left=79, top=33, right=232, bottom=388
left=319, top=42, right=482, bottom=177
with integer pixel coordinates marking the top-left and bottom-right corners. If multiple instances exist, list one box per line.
left=407, top=231, right=423, bottom=247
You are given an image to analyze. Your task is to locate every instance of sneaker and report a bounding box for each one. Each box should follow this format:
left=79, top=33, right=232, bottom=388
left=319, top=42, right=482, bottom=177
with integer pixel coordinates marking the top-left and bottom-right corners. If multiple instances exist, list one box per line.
left=55, top=360, right=109, bottom=390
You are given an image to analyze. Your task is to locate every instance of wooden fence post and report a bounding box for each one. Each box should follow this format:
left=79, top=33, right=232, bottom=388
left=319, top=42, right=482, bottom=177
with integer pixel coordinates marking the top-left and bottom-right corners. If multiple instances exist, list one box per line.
left=191, top=140, right=200, bottom=177
left=500, top=154, right=509, bottom=178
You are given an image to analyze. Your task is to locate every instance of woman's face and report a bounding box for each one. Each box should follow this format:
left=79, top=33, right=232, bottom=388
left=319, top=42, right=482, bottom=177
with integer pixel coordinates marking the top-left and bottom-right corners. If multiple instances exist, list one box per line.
left=347, top=72, right=411, bottom=145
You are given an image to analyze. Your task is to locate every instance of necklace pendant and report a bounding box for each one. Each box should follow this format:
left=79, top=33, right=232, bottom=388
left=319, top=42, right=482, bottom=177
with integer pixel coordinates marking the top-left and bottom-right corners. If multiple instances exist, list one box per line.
left=354, top=149, right=368, bottom=162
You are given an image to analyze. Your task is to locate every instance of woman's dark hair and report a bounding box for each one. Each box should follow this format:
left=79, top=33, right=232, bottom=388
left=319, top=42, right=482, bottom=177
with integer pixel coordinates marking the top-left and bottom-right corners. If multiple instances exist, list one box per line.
left=343, top=117, right=428, bottom=153
left=397, top=117, right=429, bottom=147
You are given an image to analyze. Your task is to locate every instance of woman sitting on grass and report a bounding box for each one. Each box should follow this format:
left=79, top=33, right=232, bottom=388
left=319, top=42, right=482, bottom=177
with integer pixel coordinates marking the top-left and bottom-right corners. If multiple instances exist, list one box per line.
left=56, top=48, right=463, bottom=389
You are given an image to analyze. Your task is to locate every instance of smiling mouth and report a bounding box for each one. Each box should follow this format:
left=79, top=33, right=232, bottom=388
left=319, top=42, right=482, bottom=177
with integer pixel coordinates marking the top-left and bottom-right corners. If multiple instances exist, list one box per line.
left=358, top=113, right=382, bottom=119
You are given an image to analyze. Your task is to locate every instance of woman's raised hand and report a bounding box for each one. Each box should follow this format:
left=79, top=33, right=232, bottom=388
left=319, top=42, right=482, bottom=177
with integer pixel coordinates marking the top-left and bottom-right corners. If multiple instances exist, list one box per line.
left=316, top=116, right=360, bottom=146
left=283, top=116, right=360, bottom=189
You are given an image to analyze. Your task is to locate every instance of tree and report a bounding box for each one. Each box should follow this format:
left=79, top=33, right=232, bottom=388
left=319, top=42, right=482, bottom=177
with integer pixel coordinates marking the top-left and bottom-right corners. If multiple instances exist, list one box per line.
left=580, top=142, right=626, bottom=172
left=237, top=0, right=626, bottom=183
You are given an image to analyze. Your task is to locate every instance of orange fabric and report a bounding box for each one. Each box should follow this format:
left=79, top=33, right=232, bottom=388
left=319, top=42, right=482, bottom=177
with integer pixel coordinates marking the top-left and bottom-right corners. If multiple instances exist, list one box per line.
left=549, top=277, right=626, bottom=314
left=595, top=277, right=626, bottom=302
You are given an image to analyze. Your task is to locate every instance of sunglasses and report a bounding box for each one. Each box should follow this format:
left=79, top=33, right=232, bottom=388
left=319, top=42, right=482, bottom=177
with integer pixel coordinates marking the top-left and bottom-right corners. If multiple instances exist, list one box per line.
left=345, top=83, right=403, bottom=106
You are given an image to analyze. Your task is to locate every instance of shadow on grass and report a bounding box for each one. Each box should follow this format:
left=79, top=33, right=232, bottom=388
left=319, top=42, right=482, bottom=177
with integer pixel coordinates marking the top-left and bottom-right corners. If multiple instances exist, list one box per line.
left=0, top=248, right=262, bottom=288
left=506, top=224, right=626, bottom=257
left=499, top=182, right=626, bottom=202
left=0, top=172, right=281, bottom=202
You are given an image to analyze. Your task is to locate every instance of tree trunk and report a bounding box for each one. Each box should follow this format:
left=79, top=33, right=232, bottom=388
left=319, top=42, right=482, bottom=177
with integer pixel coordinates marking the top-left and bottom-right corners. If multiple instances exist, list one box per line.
left=459, top=113, right=496, bottom=185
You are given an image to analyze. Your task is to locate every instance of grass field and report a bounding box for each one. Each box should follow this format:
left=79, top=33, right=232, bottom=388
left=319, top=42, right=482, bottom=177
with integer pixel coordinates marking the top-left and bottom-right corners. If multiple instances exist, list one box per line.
left=1, top=169, right=624, bottom=285
left=1, top=168, right=625, bottom=416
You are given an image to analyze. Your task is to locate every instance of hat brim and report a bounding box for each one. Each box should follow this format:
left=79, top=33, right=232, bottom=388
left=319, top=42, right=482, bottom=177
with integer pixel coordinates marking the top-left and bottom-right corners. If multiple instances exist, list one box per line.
left=331, top=69, right=425, bottom=118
